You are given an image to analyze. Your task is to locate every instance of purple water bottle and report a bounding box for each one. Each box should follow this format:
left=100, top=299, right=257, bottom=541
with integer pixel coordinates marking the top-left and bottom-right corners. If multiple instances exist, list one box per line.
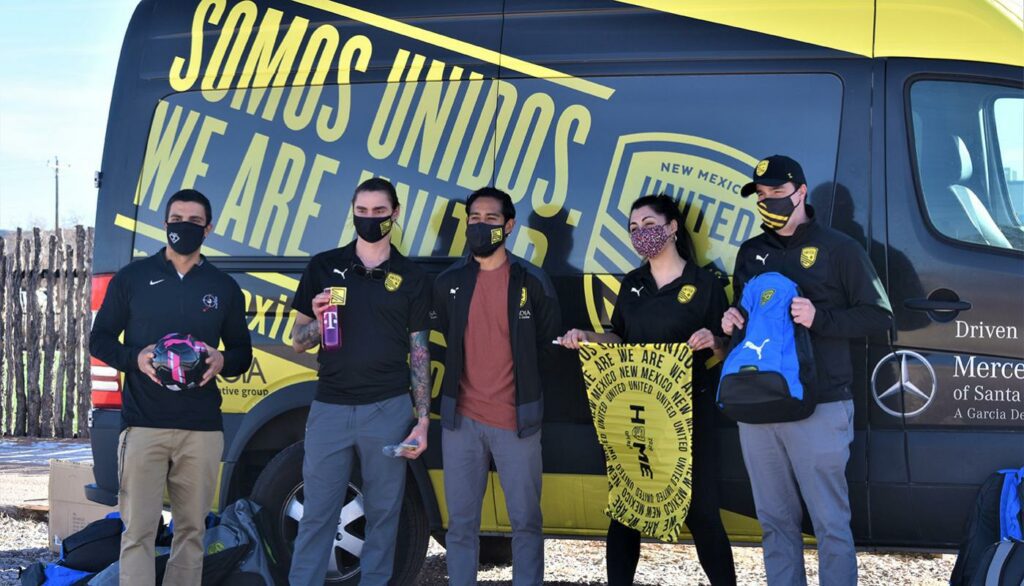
left=320, top=287, right=342, bottom=351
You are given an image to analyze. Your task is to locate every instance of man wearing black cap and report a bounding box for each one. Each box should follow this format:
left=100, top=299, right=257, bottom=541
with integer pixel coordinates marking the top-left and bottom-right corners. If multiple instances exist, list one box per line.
left=721, top=155, right=892, bottom=586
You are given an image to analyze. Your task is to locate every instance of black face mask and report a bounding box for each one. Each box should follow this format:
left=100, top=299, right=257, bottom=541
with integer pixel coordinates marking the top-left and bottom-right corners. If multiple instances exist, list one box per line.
left=466, top=222, right=507, bottom=257
left=353, top=215, right=394, bottom=243
left=757, top=189, right=799, bottom=230
left=166, top=222, right=206, bottom=255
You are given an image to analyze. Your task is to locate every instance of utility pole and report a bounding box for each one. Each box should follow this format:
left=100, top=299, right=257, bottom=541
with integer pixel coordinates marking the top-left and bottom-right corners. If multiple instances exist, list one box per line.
left=47, top=156, right=67, bottom=230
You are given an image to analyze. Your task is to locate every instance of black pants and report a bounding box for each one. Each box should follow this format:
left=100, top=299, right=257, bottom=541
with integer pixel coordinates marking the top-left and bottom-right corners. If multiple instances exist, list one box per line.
left=606, top=389, right=737, bottom=586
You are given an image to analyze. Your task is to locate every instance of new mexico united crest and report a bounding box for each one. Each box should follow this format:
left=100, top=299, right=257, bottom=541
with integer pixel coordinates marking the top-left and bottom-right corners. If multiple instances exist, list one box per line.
left=755, top=159, right=769, bottom=177
left=384, top=272, right=403, bottom=292
left=329, top=287, right=348, bottom=306
left=760, top=289, right=775, bottom=306
left=490, top=227, right=504, bottom=244
left=677, top=284, right=696, bottom=304
left=584, top=133, right=760, bottom=278
left=800, top=247, right=819, bottom=269
left=520, top=287, right=528, bottom=308
left=582, top=134, right=761, bottom=334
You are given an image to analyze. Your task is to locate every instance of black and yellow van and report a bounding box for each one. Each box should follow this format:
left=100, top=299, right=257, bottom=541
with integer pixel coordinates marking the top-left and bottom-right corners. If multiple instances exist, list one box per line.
left=86, top=0, right=1024, bottom=582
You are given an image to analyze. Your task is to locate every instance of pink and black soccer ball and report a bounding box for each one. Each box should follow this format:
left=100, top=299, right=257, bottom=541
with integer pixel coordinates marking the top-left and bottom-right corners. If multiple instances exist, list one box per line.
left=152, top=333, right=208, bottom=391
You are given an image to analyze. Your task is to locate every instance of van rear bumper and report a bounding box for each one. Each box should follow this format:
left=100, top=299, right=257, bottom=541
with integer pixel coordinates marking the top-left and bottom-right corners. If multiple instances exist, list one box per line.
left=85, top=483, right=118, bottom=506
left=86, top=408, right=122, bottom=506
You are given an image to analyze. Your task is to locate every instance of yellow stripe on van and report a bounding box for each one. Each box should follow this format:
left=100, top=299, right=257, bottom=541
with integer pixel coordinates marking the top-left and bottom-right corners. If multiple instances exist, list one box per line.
left=246, top=271, right=300, bottom=292
left=875, top=0, right=1024, bottom=67
left=615, top=0, right=874, bottom=58
left=291, top=0, right=616, bottom=99
left=617, top=0, right=1024, bottom=68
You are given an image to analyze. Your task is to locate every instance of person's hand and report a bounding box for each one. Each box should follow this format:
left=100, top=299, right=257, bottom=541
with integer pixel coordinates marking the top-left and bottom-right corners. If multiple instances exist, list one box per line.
left=687, top=328, right=718, bottom=351
left=399, top=418, right=429, bottom=460
left=201, top=346, right=224, bottom=386
left=311, top=291, right=332, bottom=323
left=137, top=344, right=159, bottom=384
left=556, top=329, right=590, bottom=350
left=722, top=307, right=746, bottom=336
left=791, top=296, right=816, bottom=328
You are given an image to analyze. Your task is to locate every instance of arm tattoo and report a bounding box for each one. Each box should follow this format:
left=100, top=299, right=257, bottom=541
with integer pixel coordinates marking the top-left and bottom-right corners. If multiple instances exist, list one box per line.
left=410, top=330, right=431, bottom=418
left=293, top=320, right=321, bottom=351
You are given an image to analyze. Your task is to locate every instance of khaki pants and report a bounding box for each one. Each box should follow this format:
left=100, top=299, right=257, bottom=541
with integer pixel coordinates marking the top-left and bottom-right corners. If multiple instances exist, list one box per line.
left=117, top=427, right=223, bottom=586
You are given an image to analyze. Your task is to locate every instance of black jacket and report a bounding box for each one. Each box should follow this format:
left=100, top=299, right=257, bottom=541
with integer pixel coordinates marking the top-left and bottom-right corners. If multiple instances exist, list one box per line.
left=89, top=250, right=253, bottom=431
left=732, top=208, right=892, bottom=403
left=432, top=253, right=562, bottom=437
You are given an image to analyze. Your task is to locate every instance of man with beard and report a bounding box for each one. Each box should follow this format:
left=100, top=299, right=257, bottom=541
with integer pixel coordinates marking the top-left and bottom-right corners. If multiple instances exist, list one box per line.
left=90, top=189, right=252, bottom=585
left=432, top=187, right=562, bottom=586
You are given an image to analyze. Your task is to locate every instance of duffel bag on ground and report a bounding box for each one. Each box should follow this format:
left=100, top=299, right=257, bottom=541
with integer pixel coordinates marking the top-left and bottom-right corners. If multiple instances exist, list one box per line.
left=971, top=539, right=1024, bottom=586
left=953, top=468, right=1024, bottom=585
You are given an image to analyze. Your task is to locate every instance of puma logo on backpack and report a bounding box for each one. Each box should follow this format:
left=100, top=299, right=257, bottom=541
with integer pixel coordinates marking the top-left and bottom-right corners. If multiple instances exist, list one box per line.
left=743, top=338, right=771, bottom=360
left=717, top=272, right=817, bottom=423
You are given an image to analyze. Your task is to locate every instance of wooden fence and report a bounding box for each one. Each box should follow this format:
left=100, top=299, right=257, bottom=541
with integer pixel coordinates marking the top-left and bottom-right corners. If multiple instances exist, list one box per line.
left=0, top=226, right=94, bottom=438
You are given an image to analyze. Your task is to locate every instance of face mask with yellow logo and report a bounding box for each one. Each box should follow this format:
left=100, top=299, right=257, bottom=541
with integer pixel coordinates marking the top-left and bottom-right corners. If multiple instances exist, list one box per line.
left=466, top=222, right=506, bottom=257
left=353, top=215, right=393, bottom=243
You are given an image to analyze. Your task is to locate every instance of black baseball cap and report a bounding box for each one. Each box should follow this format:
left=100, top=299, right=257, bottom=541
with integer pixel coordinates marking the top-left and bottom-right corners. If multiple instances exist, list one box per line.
left=740, top=155, right=806, bottom=197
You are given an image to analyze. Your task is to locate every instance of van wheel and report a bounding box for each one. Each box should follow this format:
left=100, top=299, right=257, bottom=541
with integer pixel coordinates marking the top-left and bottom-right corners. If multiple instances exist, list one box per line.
left=249, top=441, right=430, bottom=585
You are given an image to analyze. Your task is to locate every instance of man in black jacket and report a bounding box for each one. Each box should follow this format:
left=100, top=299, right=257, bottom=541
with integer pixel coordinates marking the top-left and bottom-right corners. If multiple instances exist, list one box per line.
left=90, top=189, right=252, bottom=586
left=722, top=156, right=892, bottom=586
left=433, top=187, right=561, bottom=586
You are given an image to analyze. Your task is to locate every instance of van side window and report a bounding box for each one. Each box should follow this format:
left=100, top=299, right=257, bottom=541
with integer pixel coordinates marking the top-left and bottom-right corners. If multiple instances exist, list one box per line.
left=994, top=98, right=1024, bottom=224
left=910, top=81, right=1024, bottom=252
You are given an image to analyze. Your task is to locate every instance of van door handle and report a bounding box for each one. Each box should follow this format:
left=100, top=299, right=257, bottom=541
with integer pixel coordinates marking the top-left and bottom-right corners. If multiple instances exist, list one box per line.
left=903, top=298, right=972, bottom=312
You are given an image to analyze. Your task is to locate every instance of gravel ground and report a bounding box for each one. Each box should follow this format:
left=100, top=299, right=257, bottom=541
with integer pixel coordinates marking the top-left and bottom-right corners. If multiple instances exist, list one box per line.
left=0, top=439, right=956, bottom=585
left=418, top=538, right=955, bottom=585
left=0, top=514, right=955, bottom=585
left=0, top=514, right=54, bottom=585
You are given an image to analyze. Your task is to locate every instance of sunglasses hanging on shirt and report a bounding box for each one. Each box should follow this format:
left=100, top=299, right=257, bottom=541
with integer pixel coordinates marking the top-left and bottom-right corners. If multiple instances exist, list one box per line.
left=351, top=260, right=389, bottom=281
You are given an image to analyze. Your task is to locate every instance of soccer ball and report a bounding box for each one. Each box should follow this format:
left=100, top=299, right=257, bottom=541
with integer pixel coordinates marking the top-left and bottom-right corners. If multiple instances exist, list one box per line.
left=152, top=333, right=208, bottom=391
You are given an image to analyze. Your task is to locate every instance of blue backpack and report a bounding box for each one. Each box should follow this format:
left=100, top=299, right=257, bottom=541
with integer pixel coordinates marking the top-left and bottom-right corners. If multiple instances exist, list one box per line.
left=717, top=272, right=817, bottom=423
left=952, top=467, right=1024, bottom=585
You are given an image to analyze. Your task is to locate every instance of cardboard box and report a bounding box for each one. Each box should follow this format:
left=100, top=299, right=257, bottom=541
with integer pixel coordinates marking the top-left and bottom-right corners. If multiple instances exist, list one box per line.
left=48, top=459, right=117, bottom=552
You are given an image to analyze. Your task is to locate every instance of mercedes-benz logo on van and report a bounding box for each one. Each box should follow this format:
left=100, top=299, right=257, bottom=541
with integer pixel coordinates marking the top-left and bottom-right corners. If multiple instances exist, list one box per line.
left=871, top=351, right=937, bottom=418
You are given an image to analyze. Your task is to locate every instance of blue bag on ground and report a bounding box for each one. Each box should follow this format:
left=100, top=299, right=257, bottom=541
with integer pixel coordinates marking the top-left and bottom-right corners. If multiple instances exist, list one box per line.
left=59, top=517, right=123, bottom=572
left=952, top=467, right=1024, bottom=585
left=1000, top=468, right=1024, bottom=541
left=19, top=561, right=93, bottom=586
left=717, top=272, right=817, bottom=423
left=970, top=539, right=1024, bottom=586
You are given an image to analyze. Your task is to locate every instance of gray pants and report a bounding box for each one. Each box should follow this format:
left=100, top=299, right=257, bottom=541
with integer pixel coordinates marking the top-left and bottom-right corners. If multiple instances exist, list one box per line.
left=289, top=395, right=413, bottom=586
left=738, top=400, right=856, bottom=586
left=443, top=416, right=544, bottom=586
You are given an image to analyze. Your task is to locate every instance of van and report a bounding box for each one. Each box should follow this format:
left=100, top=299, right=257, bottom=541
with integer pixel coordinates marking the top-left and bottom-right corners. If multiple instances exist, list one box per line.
left=86, top=1, right=1024, bottom=583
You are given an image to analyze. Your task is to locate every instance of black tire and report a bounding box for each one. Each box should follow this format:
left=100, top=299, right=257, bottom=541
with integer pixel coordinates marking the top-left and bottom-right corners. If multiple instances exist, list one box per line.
left=479, top=535, right=513, bottom=566
left=249, top=441, right=430, bottom=585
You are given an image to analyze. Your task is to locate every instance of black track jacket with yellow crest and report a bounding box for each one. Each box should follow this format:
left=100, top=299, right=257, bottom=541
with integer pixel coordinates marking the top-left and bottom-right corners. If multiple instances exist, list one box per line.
left=731, top=206, right=893, bottom=404
left=432, top=253, right=561, bottom=438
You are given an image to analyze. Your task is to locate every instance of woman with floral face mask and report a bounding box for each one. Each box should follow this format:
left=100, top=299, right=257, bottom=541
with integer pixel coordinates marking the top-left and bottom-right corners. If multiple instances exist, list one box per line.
left=558, top=194, right=736, bottom=585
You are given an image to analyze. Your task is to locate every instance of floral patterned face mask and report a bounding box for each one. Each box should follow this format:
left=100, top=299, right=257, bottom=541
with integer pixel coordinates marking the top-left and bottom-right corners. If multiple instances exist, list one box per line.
left=630, top=224, right=671, bottom=258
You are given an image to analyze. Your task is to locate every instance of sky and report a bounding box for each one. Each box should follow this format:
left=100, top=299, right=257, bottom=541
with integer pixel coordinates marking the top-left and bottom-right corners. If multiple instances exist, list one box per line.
left=0, top=0, right=138, bottom=229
